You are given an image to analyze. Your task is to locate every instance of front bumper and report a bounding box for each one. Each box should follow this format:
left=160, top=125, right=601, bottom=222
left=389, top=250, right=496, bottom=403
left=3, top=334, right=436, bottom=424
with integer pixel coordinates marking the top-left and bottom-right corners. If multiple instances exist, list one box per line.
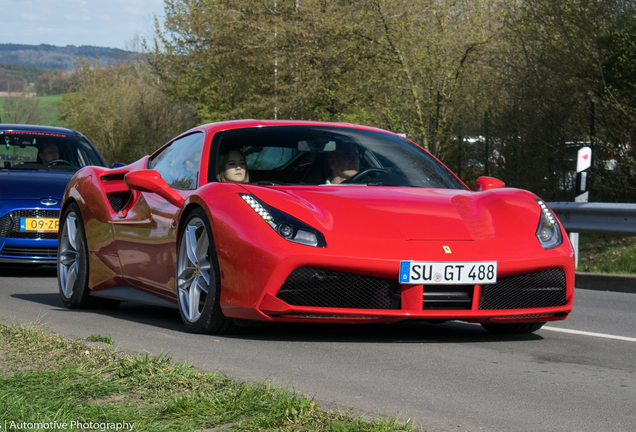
left=0, top=206, right=60, bottom=265
left=258, top=266, right=571, bottom=324
left=0, top=238, right=58, bottom=264
left=218, top=236, right=575, bottom=324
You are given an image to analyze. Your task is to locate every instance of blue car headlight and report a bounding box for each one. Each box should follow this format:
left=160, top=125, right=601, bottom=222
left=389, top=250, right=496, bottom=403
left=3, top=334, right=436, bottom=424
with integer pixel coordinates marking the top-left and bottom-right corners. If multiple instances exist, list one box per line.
left=239, top=193, right=326, bottom=247
left=535, top=199, right=562, bottom=250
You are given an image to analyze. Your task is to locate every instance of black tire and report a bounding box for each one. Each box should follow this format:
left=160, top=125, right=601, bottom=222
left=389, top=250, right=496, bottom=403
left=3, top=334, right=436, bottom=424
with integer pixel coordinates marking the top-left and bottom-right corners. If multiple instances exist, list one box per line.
left=176, top=208, right=236, bottom=334
left=480, top=322, right=546, bottom=334
left=57, top=203, right=120, bottom=310
left=58, top=203, right=93, bottom=308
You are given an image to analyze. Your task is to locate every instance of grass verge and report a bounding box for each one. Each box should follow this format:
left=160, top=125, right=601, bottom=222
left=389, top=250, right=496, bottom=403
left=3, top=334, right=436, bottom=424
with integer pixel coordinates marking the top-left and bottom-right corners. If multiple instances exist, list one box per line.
left=0, top=322, right=418, bottom=431
left=577, top=234, right=636, bottom=275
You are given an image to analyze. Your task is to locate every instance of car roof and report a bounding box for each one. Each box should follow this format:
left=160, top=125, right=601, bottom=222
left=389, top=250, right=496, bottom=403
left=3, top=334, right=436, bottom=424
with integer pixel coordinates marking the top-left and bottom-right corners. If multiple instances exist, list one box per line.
left=197, top=119, right=396, bottom=135
left=0, top=123, right=78, bottom=136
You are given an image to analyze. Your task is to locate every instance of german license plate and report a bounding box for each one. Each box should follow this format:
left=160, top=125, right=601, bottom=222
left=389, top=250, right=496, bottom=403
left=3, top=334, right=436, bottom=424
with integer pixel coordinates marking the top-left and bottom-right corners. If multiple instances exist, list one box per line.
left=20, top=218, right=59, bottom=232
left=399, top=261, right=497, bottom=284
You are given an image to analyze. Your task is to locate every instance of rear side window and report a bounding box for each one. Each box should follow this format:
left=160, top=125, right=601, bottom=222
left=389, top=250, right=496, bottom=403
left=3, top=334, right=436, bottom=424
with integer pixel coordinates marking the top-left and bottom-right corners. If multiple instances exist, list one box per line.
left=149, top=132, right=204, bottom=190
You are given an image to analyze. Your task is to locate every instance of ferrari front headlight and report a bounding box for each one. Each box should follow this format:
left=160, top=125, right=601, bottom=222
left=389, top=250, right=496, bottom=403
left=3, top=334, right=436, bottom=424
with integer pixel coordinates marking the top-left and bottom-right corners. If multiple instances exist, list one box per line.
left=239, top=193, right=326, bottom=247
left=535, top=199, right=562, bottom=250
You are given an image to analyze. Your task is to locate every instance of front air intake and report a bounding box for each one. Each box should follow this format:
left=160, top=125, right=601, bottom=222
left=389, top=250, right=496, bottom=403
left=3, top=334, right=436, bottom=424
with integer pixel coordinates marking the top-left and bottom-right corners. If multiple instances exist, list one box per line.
left=479, top=269, right=567, bottom=310
left=276, top=267, right=401, bottom=309
left=107, top=193, right=130, bottom=212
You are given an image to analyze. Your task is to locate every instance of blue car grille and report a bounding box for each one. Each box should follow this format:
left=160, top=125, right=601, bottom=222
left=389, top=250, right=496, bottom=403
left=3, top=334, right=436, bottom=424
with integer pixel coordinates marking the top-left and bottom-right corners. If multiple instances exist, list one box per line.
left=0, top=210, right=59, bottom=240
left=0, top=246, right=57, bottom=258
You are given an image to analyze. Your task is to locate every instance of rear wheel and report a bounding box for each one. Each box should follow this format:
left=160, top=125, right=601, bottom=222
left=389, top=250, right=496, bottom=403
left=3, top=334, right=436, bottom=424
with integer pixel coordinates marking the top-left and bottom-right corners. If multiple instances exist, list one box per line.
left=481, top=322, right=546, bottom=334
left=58, top=203, right=119, bottom=309
left=176, top=208, right=236, bottom=334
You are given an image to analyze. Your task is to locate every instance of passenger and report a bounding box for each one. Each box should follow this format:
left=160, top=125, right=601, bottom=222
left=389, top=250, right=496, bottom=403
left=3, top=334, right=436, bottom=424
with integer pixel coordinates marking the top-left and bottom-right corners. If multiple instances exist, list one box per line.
left=38, top=142, right=60, bottom=165
left=326, top=141, right=360, bottom=184
left=217, top=149, right=250, bottom=183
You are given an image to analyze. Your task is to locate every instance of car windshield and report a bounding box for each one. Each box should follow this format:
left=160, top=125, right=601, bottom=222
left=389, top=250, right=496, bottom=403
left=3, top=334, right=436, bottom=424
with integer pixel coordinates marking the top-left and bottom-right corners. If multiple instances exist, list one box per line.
left=212, top=126, right=467, bottom=189
left=0, top=131, right=104, bottom=171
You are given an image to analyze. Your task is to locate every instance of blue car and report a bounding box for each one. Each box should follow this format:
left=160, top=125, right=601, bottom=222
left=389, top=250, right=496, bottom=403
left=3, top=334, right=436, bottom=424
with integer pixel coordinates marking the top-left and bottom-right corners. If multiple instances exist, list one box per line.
left=0, top=124, right=108, bottom=265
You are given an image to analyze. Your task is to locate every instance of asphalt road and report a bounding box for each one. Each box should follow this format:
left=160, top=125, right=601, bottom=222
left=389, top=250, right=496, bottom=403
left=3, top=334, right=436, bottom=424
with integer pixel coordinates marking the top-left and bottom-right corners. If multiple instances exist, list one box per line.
left=1, top=265, right=635, bottom=432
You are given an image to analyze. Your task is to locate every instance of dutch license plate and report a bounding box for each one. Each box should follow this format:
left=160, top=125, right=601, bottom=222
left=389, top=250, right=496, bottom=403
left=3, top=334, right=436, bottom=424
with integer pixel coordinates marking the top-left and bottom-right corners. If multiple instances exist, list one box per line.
left=20, top=218, right=59, bottom=232
left=399, top=261, right=497, bottom=285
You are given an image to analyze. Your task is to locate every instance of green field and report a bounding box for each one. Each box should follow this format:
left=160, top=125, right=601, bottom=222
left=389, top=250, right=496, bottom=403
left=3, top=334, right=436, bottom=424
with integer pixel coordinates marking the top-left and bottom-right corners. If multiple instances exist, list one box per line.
left=0, top=94, right=64, bottom=126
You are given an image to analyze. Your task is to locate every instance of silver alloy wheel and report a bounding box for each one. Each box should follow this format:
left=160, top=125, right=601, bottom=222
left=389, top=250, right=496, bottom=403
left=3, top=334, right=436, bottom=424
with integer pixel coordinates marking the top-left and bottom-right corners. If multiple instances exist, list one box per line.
left=177, top=217, right=212, bottom=323
left=58, top=212, right=79, bottom=299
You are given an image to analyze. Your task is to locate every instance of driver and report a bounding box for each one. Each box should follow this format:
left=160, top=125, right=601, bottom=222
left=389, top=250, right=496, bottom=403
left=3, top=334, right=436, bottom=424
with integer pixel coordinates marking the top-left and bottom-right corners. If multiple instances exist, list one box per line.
left=38, top=142, right=60, bottom=165
left=326, top=140, right=360, bottom=184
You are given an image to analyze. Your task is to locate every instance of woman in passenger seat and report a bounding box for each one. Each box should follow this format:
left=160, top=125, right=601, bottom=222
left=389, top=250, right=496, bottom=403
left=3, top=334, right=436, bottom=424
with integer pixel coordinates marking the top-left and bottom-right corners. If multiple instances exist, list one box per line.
left=217, top=149, right=250, bottom=183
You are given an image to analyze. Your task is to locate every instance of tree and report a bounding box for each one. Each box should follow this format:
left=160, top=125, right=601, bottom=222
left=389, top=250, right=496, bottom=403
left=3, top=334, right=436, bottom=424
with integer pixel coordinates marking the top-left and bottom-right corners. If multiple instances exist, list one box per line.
left=480, top=0, right=636, bottom=200
left=148, top=0, right=280, bottom=122
left=34, top=70, right=74, bottom=96
left=59, top=58, right=198, bottom=164
left=338, top=0, right=502, bottom=156
left=1, top=95, right=43, bottom=124
left=146, top=0, right=636, bottom=199
left=148, top=1, right=501, bottom=155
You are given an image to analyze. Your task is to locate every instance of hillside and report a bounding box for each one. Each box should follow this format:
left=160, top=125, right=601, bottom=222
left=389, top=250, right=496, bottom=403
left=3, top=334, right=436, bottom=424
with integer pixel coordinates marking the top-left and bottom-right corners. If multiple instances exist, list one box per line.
left=0, top=43, right=136, bottom=71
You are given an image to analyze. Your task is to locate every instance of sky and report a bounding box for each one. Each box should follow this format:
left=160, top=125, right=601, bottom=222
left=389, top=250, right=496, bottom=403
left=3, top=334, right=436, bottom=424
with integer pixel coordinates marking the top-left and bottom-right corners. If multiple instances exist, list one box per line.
left=0, top=0, right=166, bottom=51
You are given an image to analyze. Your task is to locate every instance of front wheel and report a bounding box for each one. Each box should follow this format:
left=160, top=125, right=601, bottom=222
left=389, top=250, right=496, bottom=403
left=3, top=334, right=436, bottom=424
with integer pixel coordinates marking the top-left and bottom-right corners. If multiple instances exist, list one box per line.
left=176, top=208, right=236, bottom=334
left=57, top=203, right=94, bottom=308
left=481, top=322, right=546, bottom=334
left=58, top=203, right=120, bottom=310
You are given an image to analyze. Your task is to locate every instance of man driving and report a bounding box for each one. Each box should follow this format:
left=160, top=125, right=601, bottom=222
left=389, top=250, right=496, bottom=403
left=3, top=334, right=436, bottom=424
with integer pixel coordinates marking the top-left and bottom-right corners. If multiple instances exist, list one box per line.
left=326, top=140, right=360, bottom=184
left=39, top=142, right=60, bottom=165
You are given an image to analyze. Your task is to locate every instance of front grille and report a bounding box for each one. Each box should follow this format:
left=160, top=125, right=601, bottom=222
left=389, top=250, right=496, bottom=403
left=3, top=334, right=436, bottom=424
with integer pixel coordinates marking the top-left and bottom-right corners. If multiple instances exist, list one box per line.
left=0, top=210, right=59, bottom=239
left=479, top=269, right=567, bottom=310
left=1, top=246, right=57, bottom=258
left=276, top=267, right=402, bottom=309
left=0, top=214, right=12, bottom=236
left=423, top=285, right=473, bottom=310
left=9, top=232, right=57, bottom=239
left=7, top=210, right=58, bottom=218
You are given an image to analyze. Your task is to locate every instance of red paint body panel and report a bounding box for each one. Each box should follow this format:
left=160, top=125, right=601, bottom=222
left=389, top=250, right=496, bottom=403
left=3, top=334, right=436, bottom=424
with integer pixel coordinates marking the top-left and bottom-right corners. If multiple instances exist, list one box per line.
left=61, top=120, right=575, bottom=326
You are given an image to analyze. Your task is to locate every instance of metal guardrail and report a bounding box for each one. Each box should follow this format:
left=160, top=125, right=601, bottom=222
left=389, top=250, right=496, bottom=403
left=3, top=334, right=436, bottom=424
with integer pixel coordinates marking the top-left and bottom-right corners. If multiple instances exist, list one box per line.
left=547, top=202, right=636, bottom=235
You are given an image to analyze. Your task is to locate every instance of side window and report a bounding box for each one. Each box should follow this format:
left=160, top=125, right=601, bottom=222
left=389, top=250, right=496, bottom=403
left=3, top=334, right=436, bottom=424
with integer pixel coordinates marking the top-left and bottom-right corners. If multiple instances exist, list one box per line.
left=149, top=132, right=204, bottom=190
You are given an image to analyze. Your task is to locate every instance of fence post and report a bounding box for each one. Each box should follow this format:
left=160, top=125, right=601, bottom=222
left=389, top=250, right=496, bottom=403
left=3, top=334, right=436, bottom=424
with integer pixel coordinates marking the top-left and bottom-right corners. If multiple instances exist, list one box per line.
left=570, top=146, right=593, bottom=268
left=569, top=232, right=579, bottom=268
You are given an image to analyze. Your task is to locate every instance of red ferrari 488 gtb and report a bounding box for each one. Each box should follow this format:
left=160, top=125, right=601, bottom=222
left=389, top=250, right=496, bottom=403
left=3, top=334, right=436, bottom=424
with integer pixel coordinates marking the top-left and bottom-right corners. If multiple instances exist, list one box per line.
left=58, top=120, right=574, bottom=334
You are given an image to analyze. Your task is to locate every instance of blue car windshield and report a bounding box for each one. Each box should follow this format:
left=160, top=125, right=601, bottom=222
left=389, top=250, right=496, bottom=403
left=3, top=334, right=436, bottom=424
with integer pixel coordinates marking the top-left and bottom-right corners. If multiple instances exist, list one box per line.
left=0, top=132, right=103, bottom=171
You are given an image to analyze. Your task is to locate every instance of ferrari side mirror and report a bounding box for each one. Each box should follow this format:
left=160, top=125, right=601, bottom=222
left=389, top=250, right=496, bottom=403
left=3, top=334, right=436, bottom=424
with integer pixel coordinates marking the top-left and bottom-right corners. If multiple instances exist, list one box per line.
left=475, top=176, right=505, bottom=191
left=124, top=170, right=185, bottom=207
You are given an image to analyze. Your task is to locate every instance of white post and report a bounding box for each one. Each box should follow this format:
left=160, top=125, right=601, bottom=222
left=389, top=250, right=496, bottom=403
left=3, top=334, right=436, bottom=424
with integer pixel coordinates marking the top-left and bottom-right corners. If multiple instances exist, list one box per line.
left=571, top=146, right=592, bottom=269
left=569, top=232, right=579, bottom=268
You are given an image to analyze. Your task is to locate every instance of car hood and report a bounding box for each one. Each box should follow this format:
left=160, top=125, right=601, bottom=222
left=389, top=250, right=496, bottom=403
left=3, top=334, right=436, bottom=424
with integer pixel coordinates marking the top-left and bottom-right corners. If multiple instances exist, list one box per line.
left=0, top=170, right=74, bottom=200
left=241, top=185, right=542, bottom=241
